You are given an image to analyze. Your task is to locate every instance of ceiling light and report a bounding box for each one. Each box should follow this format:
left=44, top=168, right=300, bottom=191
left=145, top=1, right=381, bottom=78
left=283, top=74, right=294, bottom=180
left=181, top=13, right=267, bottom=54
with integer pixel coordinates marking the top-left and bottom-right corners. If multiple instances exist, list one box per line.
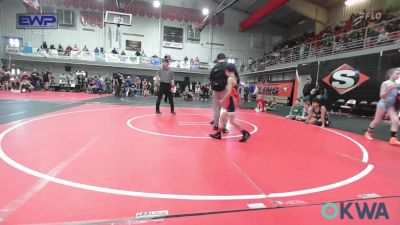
left=153, top=0, right=160, bottom=8
left=345, top=0, right=365, bottom=6
left=202, top=8, right=209, bottom=15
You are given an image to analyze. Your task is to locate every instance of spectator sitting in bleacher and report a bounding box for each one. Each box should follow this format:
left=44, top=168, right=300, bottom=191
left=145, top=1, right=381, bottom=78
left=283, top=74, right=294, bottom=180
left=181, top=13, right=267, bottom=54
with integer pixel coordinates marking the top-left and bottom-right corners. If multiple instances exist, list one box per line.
left=105, top=76, right=112, bottom=94
left=125, top=76, right=132, bottom=97
left=132, top=82, right=141, bottom=96
left=249, top=83, right=255, bottom=96
left=135, top=50, right=141, bottom=56
left=377, top=26, right=390, bottom=42
left=100, top=47, right=104, bottom=54
left=94, top=47, right=99, bottom=55
left=243, top=84, right=250, bottom=102
left=111, top=48, right=118, bottom=54
left=40, top=41, right=48, bottom=51
left=66, top=45, right=72, bottom=53
left=265, top=97, right=277, bottom=111
left=82, top=45, right=89, bottom=52
left=48, top=44, right=57, bottom=55
left=42, top=68, right=51, bottom=91
left=19, top=72, right=34, bottom=93
left=185, top=91, right=193, bottom=101
left=9, top=74, right=19, bottom=91
left=1, top=68, right=10, bottom=90
left=183, top=86, right=193, bottom=101
left=0, top=68, right=4, bottom=89
left=94, top=77, right=104, bottom=94
left=72, top=44, right=79, bottom=51
left=87, top=77, right=95, bottom=93
left=30, top=68, right=41, bottom=90
left=143, top=80, right=150, bottom=97
left=306, top=98, right=330, bottom=128
left=121, top=51, right=126, bottom=56
left=255, top=94, right=265, bottom=112
left=286, top=98, right=303, bottom=119
left=57, top=44, right=64, bottom=54
left=194, top=82, right=201, bottom=101
left=200, top=83, right=210, bottom=101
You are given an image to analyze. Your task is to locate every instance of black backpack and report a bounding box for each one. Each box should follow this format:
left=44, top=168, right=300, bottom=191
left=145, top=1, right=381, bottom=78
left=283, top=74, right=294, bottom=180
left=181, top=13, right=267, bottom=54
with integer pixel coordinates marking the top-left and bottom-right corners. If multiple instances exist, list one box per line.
left=210, top=62, right=227, bottom=91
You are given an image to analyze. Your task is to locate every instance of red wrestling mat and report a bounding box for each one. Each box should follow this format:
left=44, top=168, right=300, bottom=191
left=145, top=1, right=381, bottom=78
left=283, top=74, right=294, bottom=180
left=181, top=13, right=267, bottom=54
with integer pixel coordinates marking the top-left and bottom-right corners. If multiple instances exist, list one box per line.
left=0, top=104, right=399, bottom=224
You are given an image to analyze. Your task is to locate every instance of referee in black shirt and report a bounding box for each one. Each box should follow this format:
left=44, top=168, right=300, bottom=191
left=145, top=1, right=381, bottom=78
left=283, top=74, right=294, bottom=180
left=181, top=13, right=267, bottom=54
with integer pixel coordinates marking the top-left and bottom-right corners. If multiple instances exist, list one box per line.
left=155, top=59, right=175, bottom=115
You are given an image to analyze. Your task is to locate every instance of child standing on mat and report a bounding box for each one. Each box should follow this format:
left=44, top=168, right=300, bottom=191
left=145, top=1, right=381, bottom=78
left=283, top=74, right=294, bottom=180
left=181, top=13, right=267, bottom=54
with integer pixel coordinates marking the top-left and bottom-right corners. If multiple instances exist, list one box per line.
left=365, top=68, right=400, bottom=145
left=210, top=64, right=251, bottom=142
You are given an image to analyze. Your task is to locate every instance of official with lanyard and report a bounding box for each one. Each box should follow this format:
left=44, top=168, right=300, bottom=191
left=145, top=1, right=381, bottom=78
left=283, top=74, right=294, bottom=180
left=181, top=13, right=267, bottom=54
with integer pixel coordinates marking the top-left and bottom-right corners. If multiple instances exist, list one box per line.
left=155, top=59, right=175, bottom=114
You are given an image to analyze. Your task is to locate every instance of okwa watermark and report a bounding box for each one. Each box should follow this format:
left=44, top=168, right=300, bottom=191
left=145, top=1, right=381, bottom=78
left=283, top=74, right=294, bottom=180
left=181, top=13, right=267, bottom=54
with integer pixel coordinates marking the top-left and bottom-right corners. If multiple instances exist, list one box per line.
left=322, top=202, right=389, bottom=220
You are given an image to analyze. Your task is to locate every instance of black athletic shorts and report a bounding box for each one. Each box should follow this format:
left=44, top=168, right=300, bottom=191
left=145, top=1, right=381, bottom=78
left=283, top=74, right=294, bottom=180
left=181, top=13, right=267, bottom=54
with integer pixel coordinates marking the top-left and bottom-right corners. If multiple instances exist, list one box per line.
left=227, top=96, right=235, bottom=113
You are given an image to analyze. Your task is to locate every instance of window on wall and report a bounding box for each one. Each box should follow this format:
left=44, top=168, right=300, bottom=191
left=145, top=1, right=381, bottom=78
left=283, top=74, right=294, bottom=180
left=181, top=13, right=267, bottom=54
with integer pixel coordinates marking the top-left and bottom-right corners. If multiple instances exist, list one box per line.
left=57, top=9, right=76, bottom=27
left=267, top=72, right=296, bottom=82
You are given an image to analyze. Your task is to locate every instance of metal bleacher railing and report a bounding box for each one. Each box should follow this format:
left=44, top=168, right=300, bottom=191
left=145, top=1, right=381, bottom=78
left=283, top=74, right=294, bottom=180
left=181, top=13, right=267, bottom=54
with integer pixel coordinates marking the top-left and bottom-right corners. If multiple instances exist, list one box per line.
left=246, top=17, right=400, bottom=72
left=3, top=46, right=211, bottom=73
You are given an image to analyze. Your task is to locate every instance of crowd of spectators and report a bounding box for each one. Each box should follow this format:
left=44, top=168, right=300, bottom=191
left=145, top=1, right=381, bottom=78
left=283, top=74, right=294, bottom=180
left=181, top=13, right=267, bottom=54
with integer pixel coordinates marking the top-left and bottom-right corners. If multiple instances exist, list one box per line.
left=0, top=66, right=214, bottom=102
left=246, top=9, right=400, bottom=71
left=0, top=66, right=52, bottom=92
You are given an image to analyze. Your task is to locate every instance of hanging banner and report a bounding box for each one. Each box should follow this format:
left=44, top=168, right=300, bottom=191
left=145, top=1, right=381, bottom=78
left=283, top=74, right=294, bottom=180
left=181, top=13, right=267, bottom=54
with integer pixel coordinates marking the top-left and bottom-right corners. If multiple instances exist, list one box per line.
left=16, top=13, right=58, bottom=29
left=163, top=26, right=183, bottom=49
left=298, top=53, right=380, bottom=107
left=257, top=82, right=294, bottom=98
left=125, top=40, right=141, bottom=51
left=322, top=64, right=370, bottom=95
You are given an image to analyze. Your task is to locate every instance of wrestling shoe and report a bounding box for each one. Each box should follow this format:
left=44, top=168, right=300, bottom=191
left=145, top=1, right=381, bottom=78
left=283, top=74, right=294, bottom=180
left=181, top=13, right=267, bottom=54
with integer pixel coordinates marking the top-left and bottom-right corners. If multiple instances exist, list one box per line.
left=239, top=130, right=251, bottom=142
left=389, top=137, right=400, bottom=146
left=222, top=128, right=229, bottom=133
left=364, top=132, right=373, bottom=141
left=171, top=111, right=176, bottom=115
left=156, top=111, right=162, bottom=114
left=210, top=132, right=222, bottom=140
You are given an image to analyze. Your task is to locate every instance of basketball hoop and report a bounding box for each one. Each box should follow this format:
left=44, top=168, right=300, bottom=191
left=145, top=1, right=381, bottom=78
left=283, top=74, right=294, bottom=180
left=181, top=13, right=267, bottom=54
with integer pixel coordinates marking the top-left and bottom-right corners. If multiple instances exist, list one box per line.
left=115, top=0, right=133, bottom=13
left=114, top=16, right=123, bottom=24
left=114, top=16, right=123, bottom=27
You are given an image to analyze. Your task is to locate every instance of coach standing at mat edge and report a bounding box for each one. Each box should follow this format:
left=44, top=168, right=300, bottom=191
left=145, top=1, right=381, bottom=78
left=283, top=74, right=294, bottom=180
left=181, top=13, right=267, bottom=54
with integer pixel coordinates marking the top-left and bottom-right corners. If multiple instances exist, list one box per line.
left=155, top=59, right=175, bottom=115
left=210, top=53, right=238, bottom=130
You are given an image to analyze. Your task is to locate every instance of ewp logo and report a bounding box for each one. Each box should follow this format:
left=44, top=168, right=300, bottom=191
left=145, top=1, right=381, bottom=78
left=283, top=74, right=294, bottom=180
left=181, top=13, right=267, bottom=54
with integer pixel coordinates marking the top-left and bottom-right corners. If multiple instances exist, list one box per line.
left=322, top=202, right=389, bottom=220
left=17, top=14, right=58, bottom=29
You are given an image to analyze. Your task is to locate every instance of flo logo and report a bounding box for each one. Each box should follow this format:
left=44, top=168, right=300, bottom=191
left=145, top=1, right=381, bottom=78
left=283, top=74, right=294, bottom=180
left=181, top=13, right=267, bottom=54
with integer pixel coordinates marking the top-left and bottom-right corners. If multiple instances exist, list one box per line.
left=321, top=202, right=389, bottom=220
left=322, top=64, right=370, bottom=94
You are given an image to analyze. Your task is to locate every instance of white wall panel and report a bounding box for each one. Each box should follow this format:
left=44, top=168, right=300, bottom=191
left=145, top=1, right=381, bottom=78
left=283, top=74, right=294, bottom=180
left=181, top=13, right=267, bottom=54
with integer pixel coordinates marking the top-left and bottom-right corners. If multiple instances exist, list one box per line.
left=0, top=0, right=274, bottom=65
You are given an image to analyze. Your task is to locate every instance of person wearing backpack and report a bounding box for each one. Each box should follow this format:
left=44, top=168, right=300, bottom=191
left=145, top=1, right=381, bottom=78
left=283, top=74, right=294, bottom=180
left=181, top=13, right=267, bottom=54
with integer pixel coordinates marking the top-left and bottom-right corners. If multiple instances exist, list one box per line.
left=209, top=53, right=239, bottom=130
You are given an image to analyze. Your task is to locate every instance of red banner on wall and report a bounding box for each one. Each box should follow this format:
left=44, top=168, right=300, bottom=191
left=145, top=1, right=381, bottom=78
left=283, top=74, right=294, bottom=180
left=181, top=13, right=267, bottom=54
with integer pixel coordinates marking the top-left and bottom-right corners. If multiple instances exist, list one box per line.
left=31, top=0, right=224, bottom=27
left=257, top=82, right=294, bottom=98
